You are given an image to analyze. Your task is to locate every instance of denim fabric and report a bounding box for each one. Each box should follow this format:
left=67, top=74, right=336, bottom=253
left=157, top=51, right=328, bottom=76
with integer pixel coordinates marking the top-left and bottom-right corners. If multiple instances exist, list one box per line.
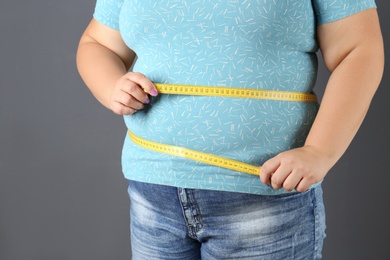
left=128, top=180, right=326, bottom=259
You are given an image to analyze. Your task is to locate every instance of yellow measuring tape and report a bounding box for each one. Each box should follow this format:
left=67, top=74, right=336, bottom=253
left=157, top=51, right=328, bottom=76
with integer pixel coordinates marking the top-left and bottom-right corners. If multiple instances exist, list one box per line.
left=154, top=83, right=318, bottom=102
left=129, top=84, right=317, bottom=175
left=128, top=130, right=261, bottom=176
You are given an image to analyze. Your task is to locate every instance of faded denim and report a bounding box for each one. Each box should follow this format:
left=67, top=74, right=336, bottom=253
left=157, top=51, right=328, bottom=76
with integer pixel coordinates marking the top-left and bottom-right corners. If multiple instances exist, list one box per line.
left=128, top=180, right=326, bottom=259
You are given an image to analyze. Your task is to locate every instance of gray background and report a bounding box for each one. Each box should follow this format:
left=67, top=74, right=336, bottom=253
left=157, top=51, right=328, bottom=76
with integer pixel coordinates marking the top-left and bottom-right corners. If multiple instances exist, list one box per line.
left=0, top=0, right=389, bottom=259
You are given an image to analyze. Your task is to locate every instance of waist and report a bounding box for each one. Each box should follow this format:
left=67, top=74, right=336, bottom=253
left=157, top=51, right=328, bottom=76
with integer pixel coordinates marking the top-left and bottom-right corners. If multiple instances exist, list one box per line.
left=125, top=94, right=319, bottom=165
left=153, top=83, right=318, bottom=102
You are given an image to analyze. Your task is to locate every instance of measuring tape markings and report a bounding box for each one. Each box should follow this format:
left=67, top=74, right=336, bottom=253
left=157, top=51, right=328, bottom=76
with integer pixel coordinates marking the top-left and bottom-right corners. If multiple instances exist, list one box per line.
left=128, top=130, right=261, bottom=176
left=154, top=83, right=318, bottom=102
left=130, top=83, right=317, bottom=175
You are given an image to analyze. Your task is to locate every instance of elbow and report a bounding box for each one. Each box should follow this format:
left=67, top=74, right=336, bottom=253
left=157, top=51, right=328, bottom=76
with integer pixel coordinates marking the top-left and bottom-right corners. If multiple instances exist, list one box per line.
left=327, top=40, right=384, bottom=90
left=365, top=40, right=385, bottom=90
left=354, top=43, right=384, bottom=95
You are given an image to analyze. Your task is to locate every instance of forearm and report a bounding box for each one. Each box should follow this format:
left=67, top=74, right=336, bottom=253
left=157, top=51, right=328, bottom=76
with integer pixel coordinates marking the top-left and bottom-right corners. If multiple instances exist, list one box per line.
left=305, top=46, right=384, bottom=166
left=76, top=39, right=133, bottom=109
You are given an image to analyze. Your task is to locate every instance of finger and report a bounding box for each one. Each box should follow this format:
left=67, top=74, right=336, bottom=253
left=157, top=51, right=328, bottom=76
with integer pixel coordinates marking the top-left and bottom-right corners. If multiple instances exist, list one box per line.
left=282, top=171, right=303, bottom=192
left=260, top=157, right=280, bottom=186
left=271, top=167, right=291, bottom=190
left=111, top=101, right=138, bottom=115
left=121, top=80, right=150, bottom=105
left=126, top=72, right=158, bottom=97
left=270, top=174, right=281, bottom=190
left=295, top=178, right=312, bottom=193
left=116, top=89, right=145, bottom=110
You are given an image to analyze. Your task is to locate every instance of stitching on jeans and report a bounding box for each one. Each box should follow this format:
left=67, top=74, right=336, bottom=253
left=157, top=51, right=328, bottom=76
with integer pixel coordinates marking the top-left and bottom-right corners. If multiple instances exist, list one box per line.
left=188, top=189, right=205, bottom=239
left=312, top=186, right=325, bottom=259
left=312, top=187, right=318, bottom=259
left=177, top=188, right=204, bottom=240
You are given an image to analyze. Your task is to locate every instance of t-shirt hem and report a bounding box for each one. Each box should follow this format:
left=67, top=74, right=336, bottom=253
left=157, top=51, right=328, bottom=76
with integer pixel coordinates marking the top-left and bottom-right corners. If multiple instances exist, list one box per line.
left=316, top=2, right=377, bottom=25
left=93, top=13, right=120, bottom=30
left=122, top=173, right=322, bottom=196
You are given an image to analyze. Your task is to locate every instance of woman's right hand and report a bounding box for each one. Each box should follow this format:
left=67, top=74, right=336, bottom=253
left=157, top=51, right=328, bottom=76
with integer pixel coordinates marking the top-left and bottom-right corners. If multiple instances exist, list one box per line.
left=109, top=72, right=158, bottom=115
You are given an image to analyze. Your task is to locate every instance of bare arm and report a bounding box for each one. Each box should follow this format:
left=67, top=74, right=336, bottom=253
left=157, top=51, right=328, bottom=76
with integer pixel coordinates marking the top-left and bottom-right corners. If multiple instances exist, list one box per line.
left=76, top=19, right=157, bottom=114
left=260, top=9, right=384, bottom=192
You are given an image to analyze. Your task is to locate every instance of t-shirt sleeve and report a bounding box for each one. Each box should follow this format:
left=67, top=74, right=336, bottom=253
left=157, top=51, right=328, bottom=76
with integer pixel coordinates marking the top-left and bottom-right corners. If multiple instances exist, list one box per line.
left=93, top=0, right=124, bottom=30
left=313, top=0, right=377, bottom=25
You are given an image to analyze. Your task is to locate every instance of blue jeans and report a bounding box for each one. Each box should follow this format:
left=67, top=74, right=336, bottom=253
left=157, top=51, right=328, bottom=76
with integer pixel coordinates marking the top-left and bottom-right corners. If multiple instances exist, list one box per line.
left=127, top=180, right=326, bottom=259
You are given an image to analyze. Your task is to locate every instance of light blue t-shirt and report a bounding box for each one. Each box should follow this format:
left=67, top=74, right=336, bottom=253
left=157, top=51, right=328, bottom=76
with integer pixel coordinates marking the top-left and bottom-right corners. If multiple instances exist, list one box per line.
left=94, top=0, right=376, bottom=195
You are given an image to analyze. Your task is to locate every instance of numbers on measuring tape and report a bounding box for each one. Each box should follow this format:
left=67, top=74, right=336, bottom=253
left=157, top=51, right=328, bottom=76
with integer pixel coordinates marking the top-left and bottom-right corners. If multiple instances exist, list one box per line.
left=154, top=83, right=318, bottom=102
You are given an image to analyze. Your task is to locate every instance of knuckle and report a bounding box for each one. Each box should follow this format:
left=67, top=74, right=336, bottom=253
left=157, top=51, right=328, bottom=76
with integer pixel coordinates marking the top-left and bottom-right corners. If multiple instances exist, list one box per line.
left=123, top=94, right=134, bottom=104
left=126, top=82, right=138, bottom=92
left=116, top=105, right=127, bottom=115
left=117, top=108, right=126, bottom=115
left=271, top=175, right=282, bottom=184
left=131, top=72, right=145, bottom=81
left=305, top=172, right=317, bottom=183
left=278, top=153, right=296, bottom=165
left=296, top=164, right=306, bottom=172
left=112, top=105, right=123, bottom=115
left=260, top=164, right=269, bottom=173
left=285, top=157, right=296, bottom=166
left=259, top=173, right=269, bottom=184
left=111, top=103, right=130, bottom=115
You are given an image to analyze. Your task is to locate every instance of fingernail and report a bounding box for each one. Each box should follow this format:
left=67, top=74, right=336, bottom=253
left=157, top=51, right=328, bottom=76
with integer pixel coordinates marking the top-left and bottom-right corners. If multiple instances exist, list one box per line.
left=150, top=89, right=158, bottom=97
left=144, top=97, right=150, bottom=104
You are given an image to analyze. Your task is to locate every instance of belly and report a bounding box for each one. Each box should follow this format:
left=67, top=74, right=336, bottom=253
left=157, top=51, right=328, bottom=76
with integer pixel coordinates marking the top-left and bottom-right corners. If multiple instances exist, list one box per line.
left=125, top=94, right=318, bottom=165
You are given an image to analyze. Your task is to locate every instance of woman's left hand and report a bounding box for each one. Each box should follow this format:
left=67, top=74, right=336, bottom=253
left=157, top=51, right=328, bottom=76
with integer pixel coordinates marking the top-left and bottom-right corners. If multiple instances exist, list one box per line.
left=259, top=146, right=333, bottom=192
